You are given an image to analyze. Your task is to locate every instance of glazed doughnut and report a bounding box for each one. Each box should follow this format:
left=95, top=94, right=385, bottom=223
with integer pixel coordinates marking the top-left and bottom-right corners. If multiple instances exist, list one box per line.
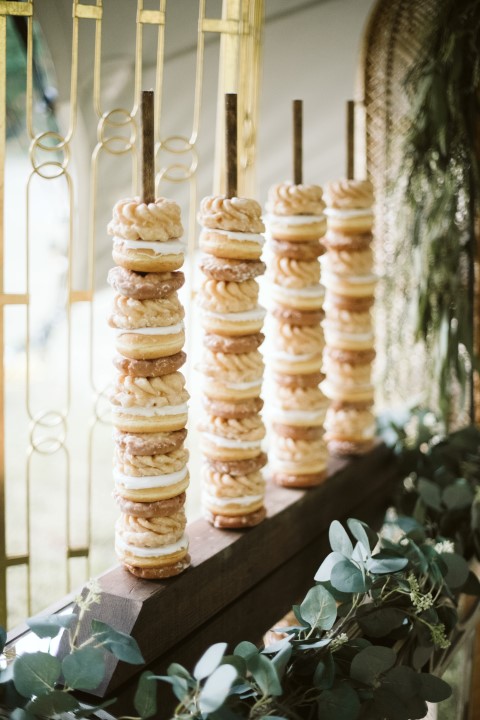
left=203, top=332, right=264, bottom=354
left=269, top=238, right=325, bottom=260
left=199, top=255, right=266, bottom=282
left=202, top=396, right=263, bottom=419
left=113, top=428, right=187, bottom=456
left=271, top=424, right=324, bottom=441
left=272, top=372, right=324, bottom=389
left=124, top=555, right=191, bottom=579
left=271, top=470, right=327, bottom=488
left=203, top=507, right=266, bottom=529
left=113, top=352, right=186, bottom=377
left=271, top=306, right=324, bottom=326
left=108, top=267, right=185, bottom=300
left=113, top=491, right=186, bottom=517
left=205, top=452, right=267, bottom=477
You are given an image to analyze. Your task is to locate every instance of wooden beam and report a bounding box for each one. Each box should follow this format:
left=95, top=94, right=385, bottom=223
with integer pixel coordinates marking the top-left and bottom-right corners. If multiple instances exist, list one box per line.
left=70, top=444, right=397, bottom=697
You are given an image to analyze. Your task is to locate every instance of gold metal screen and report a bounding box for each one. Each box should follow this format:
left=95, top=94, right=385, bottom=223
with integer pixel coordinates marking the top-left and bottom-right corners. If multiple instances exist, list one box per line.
left=1, top=0, right=264, bottom=629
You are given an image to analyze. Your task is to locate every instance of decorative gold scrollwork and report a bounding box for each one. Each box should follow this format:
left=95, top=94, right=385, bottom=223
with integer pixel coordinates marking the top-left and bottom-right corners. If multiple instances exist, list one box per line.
left=29, top=410, right=67, bottom=455
left=157, top=135, right=199, bottom=183
left=29, top=131, right=70, bottom=180
left=98, top=108, right=136, bottom=156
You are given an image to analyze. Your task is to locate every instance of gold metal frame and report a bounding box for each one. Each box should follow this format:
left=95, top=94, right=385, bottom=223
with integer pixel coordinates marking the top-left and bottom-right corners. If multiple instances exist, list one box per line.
left=0, top=0, right=264, bottom=628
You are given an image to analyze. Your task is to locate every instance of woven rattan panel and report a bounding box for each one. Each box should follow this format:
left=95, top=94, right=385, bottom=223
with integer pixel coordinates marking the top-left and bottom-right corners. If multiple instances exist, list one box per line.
left=358, top=0, right=439, bottom=411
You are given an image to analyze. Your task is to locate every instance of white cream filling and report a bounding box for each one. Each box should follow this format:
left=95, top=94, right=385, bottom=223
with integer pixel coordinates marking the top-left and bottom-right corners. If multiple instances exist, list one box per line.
left=113, top=237, right=185, bottom=253
left=270, top=407, right=327, bottom=423
left=202, top=307, right=266, bottom=322
left=324, top=208, right=373, bottom=219
left=204, top=378, right=262, bottom=390
left=200, top=228, right=265, bottom=245
left=324, top=422, right=377, bottom=439
left=202, top=492, right=264, bottom=508
left=114, top=322, right=185, bottom=337
left=115, top=534, right=189, bottom=558
left=202, top=433, right=262, bottom=450
left=112, top=403, right=188, bottom=417
left=271, top=283, right=325, bottom=298
left=323, top=328, right=374, bottom=343
left=321, top=269, right=378, bottom=285
left=113, top=465, right=188, bottom=489
left=271, top=350, right=319, bottom=362
left=266, top=214, right=325, bottom=226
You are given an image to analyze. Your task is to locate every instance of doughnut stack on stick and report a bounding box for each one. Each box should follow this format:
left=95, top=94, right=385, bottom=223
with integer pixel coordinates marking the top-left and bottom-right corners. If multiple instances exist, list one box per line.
left=107, top=194, right=191, bottom=579
left=265, top=182, right=329, bottom=488
left=321, top=179, right=377, bottom=456
left=196, top=195, right=268, bottom=529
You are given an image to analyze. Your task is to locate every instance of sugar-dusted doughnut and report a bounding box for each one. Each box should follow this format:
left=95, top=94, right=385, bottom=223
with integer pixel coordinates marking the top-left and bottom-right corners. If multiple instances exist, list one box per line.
left=108, top=267, right=185, bottom=300
left=113, top=351, right=186, bottom=378
left=203, top=332, right=264, bottom=354
left=114, top=428, right=187, bottom=456
left=199, top=255, right=266, bottom=282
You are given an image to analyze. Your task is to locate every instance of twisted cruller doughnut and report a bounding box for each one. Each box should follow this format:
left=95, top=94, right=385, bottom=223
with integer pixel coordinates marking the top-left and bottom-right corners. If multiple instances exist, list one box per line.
left=108, top=197, right=183, bottom=240
left=323, top=179, right=374, bottom=209
left=198, top=278, right=259, bottom=313
left=266, top=182, right=326, bottom=216
left=198, top=196, right=265, bottom=233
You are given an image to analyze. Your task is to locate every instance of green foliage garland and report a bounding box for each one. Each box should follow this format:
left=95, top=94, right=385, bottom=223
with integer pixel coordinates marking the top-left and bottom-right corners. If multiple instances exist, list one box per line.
left=400, top=0, right=480, bottom=427
left=1, top=425, right=480, bottom=720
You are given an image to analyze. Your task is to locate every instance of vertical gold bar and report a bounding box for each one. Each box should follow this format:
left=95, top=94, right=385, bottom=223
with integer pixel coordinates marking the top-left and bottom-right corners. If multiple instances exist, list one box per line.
left=0, top=14, right=8, bottom=627
left=213, top=0, right=241, bottom=195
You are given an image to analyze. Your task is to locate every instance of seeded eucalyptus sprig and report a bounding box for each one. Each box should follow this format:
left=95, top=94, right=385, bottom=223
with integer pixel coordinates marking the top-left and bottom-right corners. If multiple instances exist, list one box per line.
left=400, top=0, right=480, bottom=428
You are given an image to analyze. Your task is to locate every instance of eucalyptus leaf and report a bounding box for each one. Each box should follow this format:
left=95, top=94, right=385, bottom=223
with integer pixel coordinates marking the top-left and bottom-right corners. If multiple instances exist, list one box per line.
left=72, top=698, right=117, bottom=718
left=198, top=664, right=237, bottom=713
left=194, top=642, right=227, bottom=681
left=62, top=647, right=105, bottom=690
left=442, top=482, right=473, bottom=510
left=299, top=585, right=337, bottom=631
left=167, top=662, right=192, bottom=680
left=91, top=620, right=144, bottom=664
left=0, top=627, right=7, bottom=654
left=440, top=552, right=469, bottom=588
left=331, top=560, right=367, bottom=593
left=134, top=671, right=157, bottom=719
left=366, top=554, right=409, bottom=575
left=27, top=613, right=76, bottom=640
left=347, top=518, right=377, bottom=554
left=271, top=643, right=292, bottom=680
left=357, top=607, right=407, bottom=637
left=314, top=552, right=345, bottom=582
left=247, top=653, right=282, bottom=696
left=417, top=672, right=452, bottom=702
left=329, top=520, right=354, bottom=558
left=317, top=684, right=361, bottom=720
left=13, top=652, right=61, bottom=698
left=382, top=666, right=419, bottom=701
left=417, top=478, right=442, bottom=511
left=221, top=655, right=247, bottom=677
left=10, top=711, right=34, bottom=720
left=350, top=646, right=396, bottom=685
left=313, top=654, right=335, bottom=690
left=26, top=690, right=80, bottom=715
left=234, top=641, right=258, bottom=660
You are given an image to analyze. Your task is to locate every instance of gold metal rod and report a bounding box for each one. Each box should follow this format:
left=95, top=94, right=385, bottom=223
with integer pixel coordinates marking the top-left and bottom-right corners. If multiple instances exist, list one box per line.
left=0, top=13, right=8, bottom=627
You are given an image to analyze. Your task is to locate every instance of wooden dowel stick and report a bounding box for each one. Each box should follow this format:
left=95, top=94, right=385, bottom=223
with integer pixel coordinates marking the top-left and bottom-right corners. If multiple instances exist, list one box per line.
left=293, top=99, right=303, bottom=185
left=225, top=93, right=238, bottom=198
left=141, top=90, right=155, bottom=204
left=346, top=99, right=355, bottom=180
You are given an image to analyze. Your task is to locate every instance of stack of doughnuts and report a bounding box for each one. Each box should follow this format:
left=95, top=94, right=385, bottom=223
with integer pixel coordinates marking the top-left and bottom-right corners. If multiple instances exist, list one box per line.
left=264, top=183, right=329, bottom=488
left=197, top=195, right=267, bottom=529
left=321, top=179, right=377, bottom=456
left=107, top=197, right=190, bottom=579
